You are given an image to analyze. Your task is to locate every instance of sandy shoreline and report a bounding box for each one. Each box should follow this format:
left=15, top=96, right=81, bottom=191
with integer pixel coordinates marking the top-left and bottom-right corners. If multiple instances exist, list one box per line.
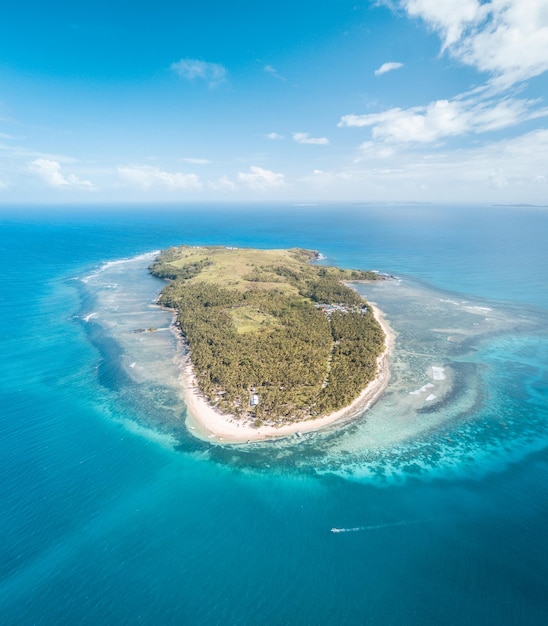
left=176, top=301, right=395, bottom=444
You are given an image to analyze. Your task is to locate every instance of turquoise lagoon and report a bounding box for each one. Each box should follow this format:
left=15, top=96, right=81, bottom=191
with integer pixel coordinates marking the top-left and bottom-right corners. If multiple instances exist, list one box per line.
left=1, top=204, right=547, bottom=624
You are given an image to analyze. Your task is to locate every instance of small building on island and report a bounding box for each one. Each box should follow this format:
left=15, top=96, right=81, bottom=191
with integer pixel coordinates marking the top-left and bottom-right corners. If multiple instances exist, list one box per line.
left=250, top=394, right=259, bottom=407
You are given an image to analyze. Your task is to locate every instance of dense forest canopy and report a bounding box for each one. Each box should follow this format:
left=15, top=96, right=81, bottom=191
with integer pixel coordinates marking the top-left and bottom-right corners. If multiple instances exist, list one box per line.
left=150, top=246, right=385, bottom=426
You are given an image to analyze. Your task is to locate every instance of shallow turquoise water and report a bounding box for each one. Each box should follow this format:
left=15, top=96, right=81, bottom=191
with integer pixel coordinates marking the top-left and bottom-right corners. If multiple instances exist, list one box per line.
left=1, top=204, right=547, bottom=624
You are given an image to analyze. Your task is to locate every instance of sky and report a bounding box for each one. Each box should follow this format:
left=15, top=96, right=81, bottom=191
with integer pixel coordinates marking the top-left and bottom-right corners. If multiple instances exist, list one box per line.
left=1, top=0, right=548, bottom=204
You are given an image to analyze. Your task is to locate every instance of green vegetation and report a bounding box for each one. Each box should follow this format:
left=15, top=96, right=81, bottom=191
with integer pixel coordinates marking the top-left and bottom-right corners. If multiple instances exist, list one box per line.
left=150, top=245, right=385, bottom=425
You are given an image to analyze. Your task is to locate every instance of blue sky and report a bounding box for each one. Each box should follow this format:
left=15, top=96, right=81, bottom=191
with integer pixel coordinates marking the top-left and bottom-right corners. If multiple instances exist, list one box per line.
left=1, top=0, right=548, bottom=204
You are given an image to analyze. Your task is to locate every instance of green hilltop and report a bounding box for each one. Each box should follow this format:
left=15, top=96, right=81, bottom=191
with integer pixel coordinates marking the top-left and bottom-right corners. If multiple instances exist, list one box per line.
left=150, top=245, right=385, bottom=426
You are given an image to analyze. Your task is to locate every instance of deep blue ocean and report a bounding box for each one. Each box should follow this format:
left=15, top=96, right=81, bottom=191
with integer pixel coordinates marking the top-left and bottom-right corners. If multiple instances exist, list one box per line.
left=1, top=203, right=547, bottom=625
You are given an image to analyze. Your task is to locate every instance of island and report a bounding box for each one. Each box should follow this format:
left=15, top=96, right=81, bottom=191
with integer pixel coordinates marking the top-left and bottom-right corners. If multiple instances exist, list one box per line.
left=149, top=245, right=393, bottom=442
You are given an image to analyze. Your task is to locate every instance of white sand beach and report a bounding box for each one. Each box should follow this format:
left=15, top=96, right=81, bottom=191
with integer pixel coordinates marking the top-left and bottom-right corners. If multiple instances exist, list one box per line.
left=178, top=302, right=395, bottom=444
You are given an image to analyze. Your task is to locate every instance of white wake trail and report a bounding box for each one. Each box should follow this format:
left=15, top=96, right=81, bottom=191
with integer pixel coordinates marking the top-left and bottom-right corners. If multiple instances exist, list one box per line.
left=330, top=519, right=425, bottom=533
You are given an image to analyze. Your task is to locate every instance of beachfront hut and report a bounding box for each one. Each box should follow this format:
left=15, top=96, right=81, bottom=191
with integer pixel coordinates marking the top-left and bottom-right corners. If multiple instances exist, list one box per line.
left=251, top=394, right=259, bottom=406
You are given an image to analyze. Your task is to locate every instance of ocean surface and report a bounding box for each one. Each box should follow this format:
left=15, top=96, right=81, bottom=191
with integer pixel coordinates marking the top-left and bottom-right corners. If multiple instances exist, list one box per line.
left=1, top=203, right=547, bottom=625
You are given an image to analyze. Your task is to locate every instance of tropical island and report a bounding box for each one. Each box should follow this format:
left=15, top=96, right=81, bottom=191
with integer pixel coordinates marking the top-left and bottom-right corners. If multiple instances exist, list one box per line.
left=149, top=245, right=393, bottom=442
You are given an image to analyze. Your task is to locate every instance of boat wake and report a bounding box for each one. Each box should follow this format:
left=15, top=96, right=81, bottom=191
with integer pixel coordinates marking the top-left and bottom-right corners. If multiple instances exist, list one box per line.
left=331, top=519, right=424, bottom=533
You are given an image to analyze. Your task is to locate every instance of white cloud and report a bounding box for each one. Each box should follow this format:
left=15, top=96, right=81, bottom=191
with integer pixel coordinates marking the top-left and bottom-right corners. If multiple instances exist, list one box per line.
left=179, top=157, right=211, bottom=164
left=237, top=166, right=285, bottom=189
left=171, top=58, right=227, bottom=87
left=374, top=61, right=404, bottom=76
left=293, top=132, right=330, bottom=145
left=264, top=65, right=287, bottom=81
left=1, top=143, right=75, bottom=163
left=488, top=168, right=510, bottom=188
left=402, top=0, right=486, bottom=48
left=29, top=159, right=93, bottom=189
left=311, top=128, right=548, bottom=203
left=118, top=165, right=202, bottom=190
left=400, top=0, right=548, bottom=87
left=266, top=132, right=284, bottom=140
left=340, top=0, right=548, bottom=197
left=357, top=141, right=396, bottom=160
left=339, top=96, right=548, bottom=143
left=423, top=129, right=548, bottom=196
left=210, top=175, right=237, bottom=191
